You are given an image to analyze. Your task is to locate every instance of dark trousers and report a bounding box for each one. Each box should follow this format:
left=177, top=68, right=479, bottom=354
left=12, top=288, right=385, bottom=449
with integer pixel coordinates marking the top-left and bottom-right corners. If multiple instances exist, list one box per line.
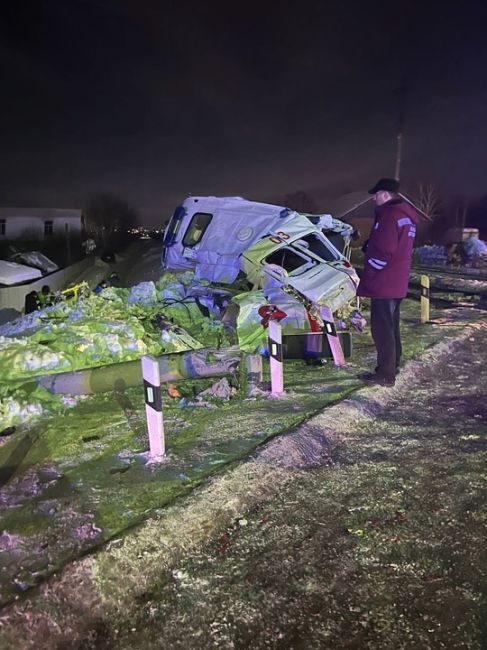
left=370, top=298, right=402, bottom=381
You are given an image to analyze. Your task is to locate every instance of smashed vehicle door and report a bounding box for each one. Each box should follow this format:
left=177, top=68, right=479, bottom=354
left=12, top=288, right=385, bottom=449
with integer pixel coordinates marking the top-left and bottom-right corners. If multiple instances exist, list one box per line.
left=241, top=227, right=358, bottom=311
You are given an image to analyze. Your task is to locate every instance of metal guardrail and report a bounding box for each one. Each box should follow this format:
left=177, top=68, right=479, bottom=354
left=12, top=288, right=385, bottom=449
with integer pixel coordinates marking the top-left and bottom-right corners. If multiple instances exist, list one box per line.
left=413, top=263, right=487, bottom=281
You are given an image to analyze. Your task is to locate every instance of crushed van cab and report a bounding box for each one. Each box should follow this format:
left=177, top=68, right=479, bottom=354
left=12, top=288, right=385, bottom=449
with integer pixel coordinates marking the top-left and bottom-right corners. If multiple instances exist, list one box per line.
left=241, top=221, right=358, bottom=312
left=161, top=196, right=358, bottom=312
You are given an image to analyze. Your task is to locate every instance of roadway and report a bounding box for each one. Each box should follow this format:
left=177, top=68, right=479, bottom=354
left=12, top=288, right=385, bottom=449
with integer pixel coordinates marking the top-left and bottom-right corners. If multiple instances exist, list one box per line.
left=72, top=240, right=164, bottom=289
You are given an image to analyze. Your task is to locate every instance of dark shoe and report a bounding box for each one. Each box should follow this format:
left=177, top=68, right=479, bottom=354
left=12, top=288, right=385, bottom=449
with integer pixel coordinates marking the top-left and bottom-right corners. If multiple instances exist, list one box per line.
left=358, top=372, right=395, bottom=387
left=375, top=366, right=400, bottom=376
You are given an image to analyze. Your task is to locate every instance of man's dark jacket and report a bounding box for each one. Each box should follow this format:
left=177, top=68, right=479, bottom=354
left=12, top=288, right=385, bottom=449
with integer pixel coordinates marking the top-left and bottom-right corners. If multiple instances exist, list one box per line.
left=357, top=199, right=418, bottom=299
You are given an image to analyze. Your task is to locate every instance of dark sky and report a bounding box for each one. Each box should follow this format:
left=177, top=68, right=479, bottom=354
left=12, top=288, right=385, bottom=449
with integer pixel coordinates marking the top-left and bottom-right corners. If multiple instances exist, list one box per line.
left=1, top=0, right=486, bottom=225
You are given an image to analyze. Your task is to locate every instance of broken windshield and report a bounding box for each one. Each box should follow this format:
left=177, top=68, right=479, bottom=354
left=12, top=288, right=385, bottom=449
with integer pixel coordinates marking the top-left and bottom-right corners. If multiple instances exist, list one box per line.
left=293, top=233, right=339, bottom=262
left=265, top=248, right=316, bottom=276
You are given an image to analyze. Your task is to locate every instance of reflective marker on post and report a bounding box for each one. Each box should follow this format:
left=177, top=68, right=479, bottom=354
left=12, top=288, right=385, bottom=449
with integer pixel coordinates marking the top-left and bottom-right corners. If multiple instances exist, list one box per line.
left=420, top=275, right=430, bottom=323
left=268, top=319, right=284, bottom=394
left=141, top=355, right=165, bottom=457
left=319, top=306, right=345, bottom=367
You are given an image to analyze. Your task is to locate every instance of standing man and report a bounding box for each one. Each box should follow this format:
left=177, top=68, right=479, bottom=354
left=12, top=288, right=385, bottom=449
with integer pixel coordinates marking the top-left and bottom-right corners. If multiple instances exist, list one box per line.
left=82, top=238, right=96, bottom=256
left=24, top=290, right=39, bottom=314
left=357, top=178, right=418, bottom=386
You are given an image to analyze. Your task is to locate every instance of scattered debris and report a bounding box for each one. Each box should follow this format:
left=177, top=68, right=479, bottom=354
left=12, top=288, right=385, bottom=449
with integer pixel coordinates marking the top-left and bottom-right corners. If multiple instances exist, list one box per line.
left=196, top=377, right=236, bottom=401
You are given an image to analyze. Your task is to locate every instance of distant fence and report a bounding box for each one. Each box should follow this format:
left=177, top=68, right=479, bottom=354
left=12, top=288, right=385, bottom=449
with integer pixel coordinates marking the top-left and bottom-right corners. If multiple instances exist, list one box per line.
left=0, top=257, right=94, bottom=312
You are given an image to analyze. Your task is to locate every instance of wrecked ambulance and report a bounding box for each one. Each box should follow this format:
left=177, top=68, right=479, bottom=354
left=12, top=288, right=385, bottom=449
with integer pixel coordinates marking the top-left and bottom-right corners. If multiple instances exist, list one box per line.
left=162, top=196, right=358, bottom=312
left=160, top=196, right=361, bottom=355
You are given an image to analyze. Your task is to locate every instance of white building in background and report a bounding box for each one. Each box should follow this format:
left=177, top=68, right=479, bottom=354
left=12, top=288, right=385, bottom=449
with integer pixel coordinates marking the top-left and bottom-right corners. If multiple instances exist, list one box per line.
left=0, top=207, right=83, bottom=240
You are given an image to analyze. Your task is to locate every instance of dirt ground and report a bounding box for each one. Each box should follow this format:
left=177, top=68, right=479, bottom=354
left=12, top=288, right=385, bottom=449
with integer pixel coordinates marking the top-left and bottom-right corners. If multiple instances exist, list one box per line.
left=0, top=316, right=485, bottom=649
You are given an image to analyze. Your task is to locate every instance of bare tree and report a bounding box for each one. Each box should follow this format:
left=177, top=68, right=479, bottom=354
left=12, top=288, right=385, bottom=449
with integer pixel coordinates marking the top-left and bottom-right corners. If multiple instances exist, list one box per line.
left=414, top=183, right=443, bottom=221
left=84, top=193, right=138, bottom=245
left=455, top=197, right=468, bottom=229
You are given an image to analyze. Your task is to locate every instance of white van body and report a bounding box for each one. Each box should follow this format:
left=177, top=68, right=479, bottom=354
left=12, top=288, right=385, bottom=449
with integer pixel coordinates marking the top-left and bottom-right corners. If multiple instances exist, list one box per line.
left=162, top=196, right=358, bottom=310
left=0, top=260, right=42, bottom=286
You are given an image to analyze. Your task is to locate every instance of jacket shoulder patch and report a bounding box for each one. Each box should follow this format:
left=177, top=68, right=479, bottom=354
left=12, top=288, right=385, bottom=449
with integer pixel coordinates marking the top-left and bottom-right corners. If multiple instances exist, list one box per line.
left=397, top=217, right=413, bottom=227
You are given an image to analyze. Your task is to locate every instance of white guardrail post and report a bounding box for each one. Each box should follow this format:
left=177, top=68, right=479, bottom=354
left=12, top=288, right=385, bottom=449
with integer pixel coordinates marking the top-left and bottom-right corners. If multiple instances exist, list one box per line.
left=420, top=275, right=430, bottom=323
left=268, top=319, right=284, bottom=394
left=141, top=355, right=165, bottom=457
left=245, top=354, right=263, bottom=396
left=319, top=306, right=345, bottom=367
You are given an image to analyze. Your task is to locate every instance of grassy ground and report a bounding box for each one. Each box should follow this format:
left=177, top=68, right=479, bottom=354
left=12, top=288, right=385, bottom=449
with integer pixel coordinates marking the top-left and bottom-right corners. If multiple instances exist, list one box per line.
left=0, top=301, right=485, bottom=648
left=88, top=325, right=487, bottom=650
left=0, top=299, right=478, bottom=606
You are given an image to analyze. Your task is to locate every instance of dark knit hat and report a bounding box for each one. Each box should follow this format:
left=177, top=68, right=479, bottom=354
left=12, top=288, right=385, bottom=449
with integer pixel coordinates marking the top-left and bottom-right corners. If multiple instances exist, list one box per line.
left=368, top=178, right=400, bottom=194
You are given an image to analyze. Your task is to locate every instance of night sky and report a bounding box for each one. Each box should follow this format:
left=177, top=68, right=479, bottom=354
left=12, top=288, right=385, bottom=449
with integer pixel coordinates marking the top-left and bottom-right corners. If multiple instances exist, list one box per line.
left=1, top=0, right=486, bottom=225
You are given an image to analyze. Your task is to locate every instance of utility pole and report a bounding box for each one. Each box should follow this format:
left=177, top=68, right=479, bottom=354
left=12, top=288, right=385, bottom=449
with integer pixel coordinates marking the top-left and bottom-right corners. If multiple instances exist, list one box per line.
left=461, top=199, right=468, bottom=229
left=394, top=131, right=403, bottom=182
left=395, top=81, right=407, bottom=182
left=65, top=222, right=72, bottom=265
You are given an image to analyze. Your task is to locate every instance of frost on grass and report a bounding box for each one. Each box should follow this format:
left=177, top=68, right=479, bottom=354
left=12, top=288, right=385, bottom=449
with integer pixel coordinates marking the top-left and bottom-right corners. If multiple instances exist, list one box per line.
left=0, top=303, right=485, bottom=648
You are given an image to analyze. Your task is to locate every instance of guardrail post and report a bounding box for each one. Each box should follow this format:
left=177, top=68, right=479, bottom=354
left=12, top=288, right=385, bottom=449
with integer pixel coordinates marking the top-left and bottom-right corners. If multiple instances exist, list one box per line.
left=420, top=275, right=430, bottom=323
left=268, top=320, right=284, bottom=394
left=245, top=354, right=263, bottom=396
left=141, top=355, right=165, bottom=457
left=319, top=306, right=345, bottom=366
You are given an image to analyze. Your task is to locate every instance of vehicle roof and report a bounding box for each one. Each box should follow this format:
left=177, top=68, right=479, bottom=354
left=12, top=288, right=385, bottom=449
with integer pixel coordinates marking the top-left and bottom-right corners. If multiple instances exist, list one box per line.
left=182, top=196, right=287, bottom=216
left=0, top=260, right=43, bottom=285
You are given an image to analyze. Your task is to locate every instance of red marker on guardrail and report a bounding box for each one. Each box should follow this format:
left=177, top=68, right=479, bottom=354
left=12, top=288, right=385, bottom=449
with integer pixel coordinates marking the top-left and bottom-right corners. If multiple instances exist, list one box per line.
left=259, top=305, right=287, bottom=395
